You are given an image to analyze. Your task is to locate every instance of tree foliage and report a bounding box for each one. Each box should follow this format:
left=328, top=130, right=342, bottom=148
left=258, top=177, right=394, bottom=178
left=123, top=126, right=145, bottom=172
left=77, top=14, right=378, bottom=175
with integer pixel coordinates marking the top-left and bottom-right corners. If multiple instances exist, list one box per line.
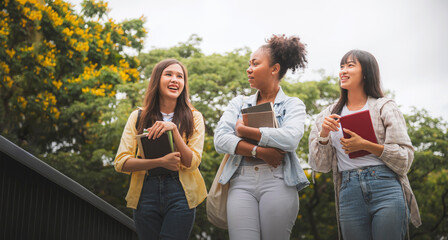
left=0, top=0, right=146, bottom=213
left=406, top=109, right=448, bottom=239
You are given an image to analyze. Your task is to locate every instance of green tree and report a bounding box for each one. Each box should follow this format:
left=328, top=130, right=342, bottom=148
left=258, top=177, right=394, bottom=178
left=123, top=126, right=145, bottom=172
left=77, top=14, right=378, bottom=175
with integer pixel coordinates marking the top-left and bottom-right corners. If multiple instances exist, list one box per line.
left=0, top=0, right=146, bottom=213
left=406, top=109, right=448, bottom=239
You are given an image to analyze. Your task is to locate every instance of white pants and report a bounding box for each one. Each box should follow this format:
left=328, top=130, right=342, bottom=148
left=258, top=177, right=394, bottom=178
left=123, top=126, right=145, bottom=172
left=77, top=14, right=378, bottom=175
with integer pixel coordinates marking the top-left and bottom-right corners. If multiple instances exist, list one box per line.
left=227, top=164, right=299, bottom=240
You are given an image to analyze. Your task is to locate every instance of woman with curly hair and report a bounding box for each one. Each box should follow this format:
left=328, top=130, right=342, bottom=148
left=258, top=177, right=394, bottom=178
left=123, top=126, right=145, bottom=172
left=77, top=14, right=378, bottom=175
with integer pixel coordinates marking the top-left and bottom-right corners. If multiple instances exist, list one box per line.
left=214, top=35, right=310, bottom=240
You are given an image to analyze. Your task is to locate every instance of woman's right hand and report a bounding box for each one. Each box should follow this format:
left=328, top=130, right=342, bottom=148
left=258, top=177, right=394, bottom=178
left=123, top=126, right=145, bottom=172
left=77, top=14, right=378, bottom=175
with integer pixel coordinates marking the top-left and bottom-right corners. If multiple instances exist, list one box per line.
left=321, top=114, right=341, bottom=137
left=257, top=147, right=285, bottom=168
left=161, top=152, right=181, bottom=171
left=235, top=119, right=246, bottom=137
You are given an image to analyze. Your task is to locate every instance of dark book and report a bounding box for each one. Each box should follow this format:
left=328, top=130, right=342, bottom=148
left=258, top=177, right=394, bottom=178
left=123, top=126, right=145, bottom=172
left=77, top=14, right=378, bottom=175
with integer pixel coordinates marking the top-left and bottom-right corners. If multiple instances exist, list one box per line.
left=136, top=131, right=174, bottom=174
left=340, top=110, right=378, bottom=159
left=241, top=102, right=274, bottom=114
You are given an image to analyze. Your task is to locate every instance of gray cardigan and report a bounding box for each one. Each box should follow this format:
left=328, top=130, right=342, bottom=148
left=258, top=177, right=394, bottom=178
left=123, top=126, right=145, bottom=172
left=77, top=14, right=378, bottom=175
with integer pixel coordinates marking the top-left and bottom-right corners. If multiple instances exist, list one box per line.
left=308, top=97, right=421, bottom=237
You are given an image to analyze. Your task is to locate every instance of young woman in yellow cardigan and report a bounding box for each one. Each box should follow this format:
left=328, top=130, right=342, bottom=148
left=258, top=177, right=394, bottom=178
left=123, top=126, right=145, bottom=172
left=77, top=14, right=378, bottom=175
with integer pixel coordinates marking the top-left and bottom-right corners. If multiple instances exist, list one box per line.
left=114, top=59, right=206, bottom=239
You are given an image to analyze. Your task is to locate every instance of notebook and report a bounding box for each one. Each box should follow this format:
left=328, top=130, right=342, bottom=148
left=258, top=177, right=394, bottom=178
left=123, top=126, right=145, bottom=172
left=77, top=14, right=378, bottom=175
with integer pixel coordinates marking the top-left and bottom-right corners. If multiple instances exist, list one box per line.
left=136, top=131, right=174, bottom=174
left=339, top=110, right=377, bottom=159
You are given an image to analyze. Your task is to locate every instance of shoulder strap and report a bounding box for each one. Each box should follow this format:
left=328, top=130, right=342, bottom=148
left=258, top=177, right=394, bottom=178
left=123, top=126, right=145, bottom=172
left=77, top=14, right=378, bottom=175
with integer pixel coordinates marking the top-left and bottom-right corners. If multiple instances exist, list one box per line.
left=135, top=109, right=142, bottom=158
left=136, top=109, right=142, bottom=131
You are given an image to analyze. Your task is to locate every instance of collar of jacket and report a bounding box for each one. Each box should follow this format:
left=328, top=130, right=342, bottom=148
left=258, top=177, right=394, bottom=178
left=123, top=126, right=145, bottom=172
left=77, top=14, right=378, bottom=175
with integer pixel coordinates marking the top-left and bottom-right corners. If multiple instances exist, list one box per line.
left=243, top=86, right=288, bottom=107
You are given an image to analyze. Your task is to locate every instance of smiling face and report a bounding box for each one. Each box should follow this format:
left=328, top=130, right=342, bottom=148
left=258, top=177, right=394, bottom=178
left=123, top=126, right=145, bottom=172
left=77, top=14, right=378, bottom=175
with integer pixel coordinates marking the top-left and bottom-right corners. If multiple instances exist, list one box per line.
left=246, top=48, right=276, bottom=90
left=158, top=63, right=185, bottom=101
left=339, top=55, right=364, bottom=91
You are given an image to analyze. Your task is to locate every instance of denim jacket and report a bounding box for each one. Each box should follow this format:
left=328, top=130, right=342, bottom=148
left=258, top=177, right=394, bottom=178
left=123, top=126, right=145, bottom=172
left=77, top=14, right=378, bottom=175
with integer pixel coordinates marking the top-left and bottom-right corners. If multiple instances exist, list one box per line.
left=214, top=87, right=310, bottom=191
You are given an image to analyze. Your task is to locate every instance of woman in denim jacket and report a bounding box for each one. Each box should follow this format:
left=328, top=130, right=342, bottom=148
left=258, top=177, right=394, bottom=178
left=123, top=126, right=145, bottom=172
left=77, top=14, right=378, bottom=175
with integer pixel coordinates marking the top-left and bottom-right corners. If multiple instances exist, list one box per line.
left=214, top=35, right=310, bottom=240
left=308, top=50, right=421, bottom=240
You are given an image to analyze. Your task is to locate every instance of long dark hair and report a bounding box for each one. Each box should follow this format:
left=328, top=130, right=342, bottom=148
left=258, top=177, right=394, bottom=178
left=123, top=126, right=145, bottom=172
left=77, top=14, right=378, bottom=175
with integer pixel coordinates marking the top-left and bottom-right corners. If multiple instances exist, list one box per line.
left=332, top=50, right=384, bottom=114
left=137, top=59, right=194, bottom=139
left=261, top=34, right=308, bottom=80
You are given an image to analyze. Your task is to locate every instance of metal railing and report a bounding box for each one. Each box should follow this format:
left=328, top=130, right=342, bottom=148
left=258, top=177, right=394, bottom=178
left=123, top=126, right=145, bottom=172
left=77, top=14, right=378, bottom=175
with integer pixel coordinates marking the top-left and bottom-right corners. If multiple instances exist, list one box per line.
left=0, top=136, right=138, bottom=240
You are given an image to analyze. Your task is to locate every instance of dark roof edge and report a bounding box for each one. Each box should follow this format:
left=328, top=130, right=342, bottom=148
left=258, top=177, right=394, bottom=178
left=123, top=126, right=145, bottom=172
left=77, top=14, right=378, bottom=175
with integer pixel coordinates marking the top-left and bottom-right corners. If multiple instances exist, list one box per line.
left=0, top=135, right=135, bottom=231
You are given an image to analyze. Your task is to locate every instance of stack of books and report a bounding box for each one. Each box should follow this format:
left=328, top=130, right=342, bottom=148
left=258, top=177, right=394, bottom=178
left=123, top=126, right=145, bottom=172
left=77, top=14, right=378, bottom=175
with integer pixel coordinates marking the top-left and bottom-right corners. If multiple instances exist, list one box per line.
left=241, top=102, right=278, bottom=128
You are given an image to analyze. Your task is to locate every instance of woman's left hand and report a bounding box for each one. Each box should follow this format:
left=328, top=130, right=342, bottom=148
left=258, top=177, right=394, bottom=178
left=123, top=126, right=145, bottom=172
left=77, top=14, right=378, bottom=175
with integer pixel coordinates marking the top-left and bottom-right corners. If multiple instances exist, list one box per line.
left=340, top=128, right=367, bottom=154
left=147, top=121, right=177, bottom=139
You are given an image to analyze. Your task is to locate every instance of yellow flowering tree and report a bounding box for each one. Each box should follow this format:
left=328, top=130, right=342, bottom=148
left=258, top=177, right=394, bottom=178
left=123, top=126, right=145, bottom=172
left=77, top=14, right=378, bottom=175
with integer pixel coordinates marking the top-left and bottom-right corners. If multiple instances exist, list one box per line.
left=0, top=0, right=146, bottom=212
left=0, top=0, right=145, bottom=154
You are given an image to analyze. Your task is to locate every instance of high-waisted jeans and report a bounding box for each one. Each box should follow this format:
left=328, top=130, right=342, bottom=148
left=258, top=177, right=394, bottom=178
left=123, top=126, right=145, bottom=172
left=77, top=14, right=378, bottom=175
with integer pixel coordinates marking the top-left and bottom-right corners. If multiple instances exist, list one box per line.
left=227, top=164, right=299, bottom=240
left=133, top=174, right=195, bottom=240
left=339, top=165, right=407, bottom=240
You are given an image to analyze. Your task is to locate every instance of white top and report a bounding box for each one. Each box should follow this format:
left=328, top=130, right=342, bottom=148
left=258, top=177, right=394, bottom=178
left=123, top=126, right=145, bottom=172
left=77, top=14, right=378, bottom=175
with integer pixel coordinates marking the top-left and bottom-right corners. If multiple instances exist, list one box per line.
left=330, top=100, right=384, bottom=171
left=161, top=112, right=174, bottom=122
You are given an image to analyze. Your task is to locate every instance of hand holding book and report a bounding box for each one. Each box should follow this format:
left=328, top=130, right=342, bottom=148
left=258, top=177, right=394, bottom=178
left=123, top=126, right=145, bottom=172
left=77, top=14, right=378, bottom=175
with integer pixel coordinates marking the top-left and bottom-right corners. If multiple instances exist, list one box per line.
left=339, top=110, right=378, bottom=158
left=136, top=129, right=176, bottom=174
left=238, top=102, right=279, bottom=144
left=146, top=121, right=178, bottom=140
left=162, top=152, right=181, bottom=171
left=340, top=128, right=369, bottom=155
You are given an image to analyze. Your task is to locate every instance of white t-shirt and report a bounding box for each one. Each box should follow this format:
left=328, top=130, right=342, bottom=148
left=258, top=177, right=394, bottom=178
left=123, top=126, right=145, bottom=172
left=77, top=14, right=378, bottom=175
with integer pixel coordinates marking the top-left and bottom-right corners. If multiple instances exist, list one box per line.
left=330, top=100, right=384, bottom=172
left=161, top=112, right=174, bottom=122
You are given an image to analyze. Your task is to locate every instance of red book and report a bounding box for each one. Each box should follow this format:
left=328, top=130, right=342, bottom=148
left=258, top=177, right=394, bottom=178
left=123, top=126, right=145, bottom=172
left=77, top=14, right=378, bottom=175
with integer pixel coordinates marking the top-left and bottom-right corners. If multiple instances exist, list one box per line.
left=339, top=110, right=378, bottom=159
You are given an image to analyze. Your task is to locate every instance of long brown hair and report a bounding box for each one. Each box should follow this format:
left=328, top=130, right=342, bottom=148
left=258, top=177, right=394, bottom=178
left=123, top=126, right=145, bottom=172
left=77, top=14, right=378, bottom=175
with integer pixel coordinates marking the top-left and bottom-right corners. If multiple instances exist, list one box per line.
left=332, top=50, right=384, bottom=114
left=137, top=59, right=194, bottom=139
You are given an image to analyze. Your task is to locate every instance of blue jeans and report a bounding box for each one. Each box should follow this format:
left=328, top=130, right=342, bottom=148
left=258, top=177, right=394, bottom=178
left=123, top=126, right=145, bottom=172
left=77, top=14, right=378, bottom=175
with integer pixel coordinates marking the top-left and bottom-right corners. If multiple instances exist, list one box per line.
left=339, top=165, right=407, bottom=240
left=133, top=174, right=195, bottom=240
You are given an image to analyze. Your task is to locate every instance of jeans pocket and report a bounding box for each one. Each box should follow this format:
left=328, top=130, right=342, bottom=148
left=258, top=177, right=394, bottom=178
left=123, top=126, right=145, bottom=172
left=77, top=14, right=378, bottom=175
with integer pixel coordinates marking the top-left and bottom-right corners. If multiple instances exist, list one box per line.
left=340, top=173, right=350, bottom=191
left=229, top=172, right=240, bottom=183
left=340, top=179, right=348, bottom=191
left=372, top=168, right=397, bottom=180
left=269, top=166, right=284, bottom=179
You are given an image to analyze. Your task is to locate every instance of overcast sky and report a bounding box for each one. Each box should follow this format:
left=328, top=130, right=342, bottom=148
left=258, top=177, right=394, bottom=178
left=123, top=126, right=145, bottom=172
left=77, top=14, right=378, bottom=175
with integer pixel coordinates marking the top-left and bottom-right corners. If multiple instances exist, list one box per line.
left=69, top=0, right=448, bottom=120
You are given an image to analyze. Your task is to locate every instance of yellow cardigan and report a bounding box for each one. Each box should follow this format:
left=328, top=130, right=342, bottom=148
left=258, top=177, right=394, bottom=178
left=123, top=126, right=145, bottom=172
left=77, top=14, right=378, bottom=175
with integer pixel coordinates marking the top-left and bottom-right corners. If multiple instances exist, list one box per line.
left=114, top=108, right=207, bottom=209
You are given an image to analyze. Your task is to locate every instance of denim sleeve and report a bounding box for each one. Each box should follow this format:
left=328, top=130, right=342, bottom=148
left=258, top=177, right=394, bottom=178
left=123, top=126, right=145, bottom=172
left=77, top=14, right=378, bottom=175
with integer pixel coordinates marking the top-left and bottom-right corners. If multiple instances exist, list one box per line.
left=214, top=96, right=244, bottom=154
left=258, top=98, right=306, bottom=152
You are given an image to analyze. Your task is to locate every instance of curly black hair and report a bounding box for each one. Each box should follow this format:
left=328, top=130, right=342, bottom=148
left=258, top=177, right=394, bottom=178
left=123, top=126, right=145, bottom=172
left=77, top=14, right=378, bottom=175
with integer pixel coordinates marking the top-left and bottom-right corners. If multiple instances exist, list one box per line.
left=261, top=34, right=308, bottom=80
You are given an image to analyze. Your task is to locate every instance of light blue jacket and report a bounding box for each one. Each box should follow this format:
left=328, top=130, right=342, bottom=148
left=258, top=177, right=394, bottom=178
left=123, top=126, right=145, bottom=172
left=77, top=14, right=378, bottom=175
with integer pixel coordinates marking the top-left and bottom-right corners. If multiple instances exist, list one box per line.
left=214, top=87, right=310, bottom=191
